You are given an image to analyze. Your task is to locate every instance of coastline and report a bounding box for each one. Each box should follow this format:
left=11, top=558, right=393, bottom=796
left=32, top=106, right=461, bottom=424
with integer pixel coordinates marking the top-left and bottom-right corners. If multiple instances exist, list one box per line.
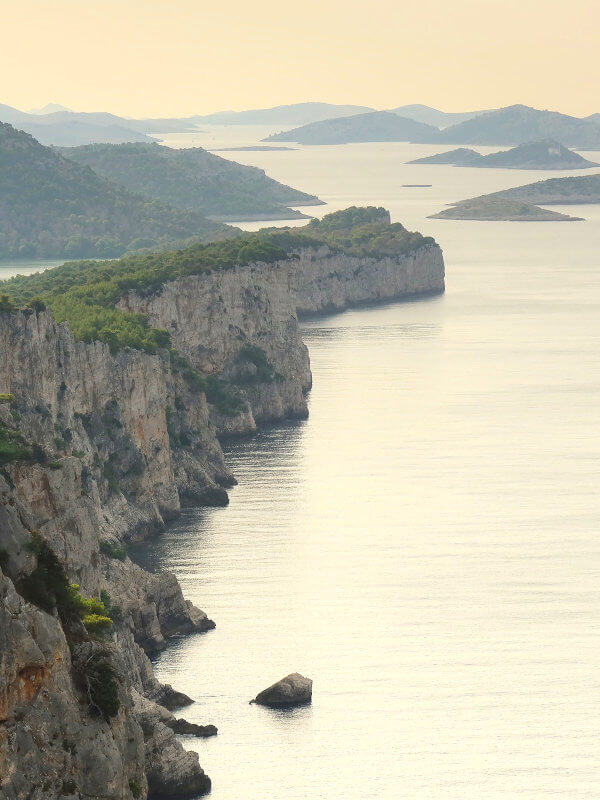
left=0, top=226, right=444, bottom=798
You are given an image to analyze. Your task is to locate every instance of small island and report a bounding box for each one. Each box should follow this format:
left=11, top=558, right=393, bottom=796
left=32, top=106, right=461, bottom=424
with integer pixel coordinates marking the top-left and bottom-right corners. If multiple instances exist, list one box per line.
left=477, top=172, right=600, bottom=205
left=409, top=139, right=598, bottom=170
left=429, top=197, right=583, bottom=221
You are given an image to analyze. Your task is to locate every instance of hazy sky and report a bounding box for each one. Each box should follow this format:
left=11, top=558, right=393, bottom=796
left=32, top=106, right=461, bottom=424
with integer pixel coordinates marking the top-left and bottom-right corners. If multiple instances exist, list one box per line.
left=3, top=0, right=599, bottom=118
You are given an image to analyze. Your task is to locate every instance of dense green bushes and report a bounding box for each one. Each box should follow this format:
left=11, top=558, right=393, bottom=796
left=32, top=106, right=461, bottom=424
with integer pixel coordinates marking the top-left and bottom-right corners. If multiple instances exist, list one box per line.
left=19, top=531, right=115, bottom=639
left=75, top=650, right=121, bottom=718
left=0, top=206, right=435, bottom=357
left=99, top=540, right=127, bottom=561
left=237, top=344, right=279, bottom=384
left=0, top=294, right=17, bottom=314
left=0, top=422, right=33, bottom=466
left=170, top=350, right=246, bottom=416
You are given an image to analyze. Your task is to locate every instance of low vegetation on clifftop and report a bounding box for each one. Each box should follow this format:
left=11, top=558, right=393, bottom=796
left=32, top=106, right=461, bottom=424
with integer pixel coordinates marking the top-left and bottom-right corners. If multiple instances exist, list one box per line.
left=1, top=207, right=437, bottom=354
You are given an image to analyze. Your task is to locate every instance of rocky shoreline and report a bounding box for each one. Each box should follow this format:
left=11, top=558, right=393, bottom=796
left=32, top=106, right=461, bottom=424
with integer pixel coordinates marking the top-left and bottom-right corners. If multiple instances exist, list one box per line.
left=0, top=233, right=444, bottom=799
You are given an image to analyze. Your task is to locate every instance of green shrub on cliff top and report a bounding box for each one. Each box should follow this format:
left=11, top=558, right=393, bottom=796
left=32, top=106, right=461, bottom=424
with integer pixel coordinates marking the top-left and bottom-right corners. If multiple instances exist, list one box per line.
left=0, top=208, right=434, bottom=354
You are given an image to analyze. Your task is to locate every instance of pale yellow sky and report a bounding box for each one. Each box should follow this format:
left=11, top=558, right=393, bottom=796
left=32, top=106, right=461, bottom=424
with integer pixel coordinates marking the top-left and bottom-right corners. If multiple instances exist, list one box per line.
left=3, top=0, right=599, bottom=118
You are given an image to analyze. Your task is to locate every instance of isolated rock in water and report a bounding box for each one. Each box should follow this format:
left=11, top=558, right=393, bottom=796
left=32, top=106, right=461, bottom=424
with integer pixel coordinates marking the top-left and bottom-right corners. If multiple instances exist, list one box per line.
left=170, top=719, right=218, bottom=738
left=252, top=673, right=313, bottom=707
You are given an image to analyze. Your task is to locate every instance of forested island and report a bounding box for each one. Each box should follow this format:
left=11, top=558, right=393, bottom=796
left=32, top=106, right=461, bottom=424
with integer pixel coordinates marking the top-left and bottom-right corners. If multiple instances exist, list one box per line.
left=57, top=142, right=323, bottom=220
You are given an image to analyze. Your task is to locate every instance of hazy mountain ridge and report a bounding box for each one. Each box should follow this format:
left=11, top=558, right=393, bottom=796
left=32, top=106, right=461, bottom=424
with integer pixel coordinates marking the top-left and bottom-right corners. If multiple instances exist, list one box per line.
left=57, top=142, right=323, bottom=220
left=193, top=102, right=375, bottom=126
left=0, top=123, right=232, bottom=258
left=0, top=103, right=153, bottom=145
left=391, top=104, right=491, bottom=128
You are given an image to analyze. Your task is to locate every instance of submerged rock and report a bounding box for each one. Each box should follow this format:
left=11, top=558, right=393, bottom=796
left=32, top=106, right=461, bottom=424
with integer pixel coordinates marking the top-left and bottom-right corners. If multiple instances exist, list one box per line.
left=252, top=673, right=313, bottom=707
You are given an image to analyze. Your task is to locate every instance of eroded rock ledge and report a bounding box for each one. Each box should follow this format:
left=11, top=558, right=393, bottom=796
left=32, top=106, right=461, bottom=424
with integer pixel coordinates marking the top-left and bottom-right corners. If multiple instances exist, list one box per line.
left=0, top=233, right=444, bottom=799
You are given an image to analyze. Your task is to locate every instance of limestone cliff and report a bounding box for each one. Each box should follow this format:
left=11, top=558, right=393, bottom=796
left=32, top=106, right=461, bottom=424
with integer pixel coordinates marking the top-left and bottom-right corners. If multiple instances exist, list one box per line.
left=120, top=240, right=445, bottom=431
left=0, top=228, right=444, bottom=799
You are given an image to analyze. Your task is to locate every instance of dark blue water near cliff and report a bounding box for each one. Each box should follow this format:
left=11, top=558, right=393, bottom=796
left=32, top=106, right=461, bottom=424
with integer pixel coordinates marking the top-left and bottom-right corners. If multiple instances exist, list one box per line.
left=140, top=140, right=600, bottom=799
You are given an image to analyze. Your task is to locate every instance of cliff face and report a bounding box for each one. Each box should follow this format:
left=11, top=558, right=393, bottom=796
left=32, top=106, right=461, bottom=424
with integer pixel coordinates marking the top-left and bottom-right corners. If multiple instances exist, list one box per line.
left=121, top=242, right=445, bottom=430
left=0, top=314, right=215, bottom=800
left=0, top=238, right=444, bottom=799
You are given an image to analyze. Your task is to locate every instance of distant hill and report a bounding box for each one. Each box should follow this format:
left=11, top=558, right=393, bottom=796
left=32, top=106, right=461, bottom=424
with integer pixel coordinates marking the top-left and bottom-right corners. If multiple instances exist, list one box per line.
left=264, top=111, right=439, bottom=145
left=0, top=103, right=153, bottom=145
left=472, top=173, right=600, bottom=205
left=195, top=102, right=375, bottom=126
left=408, top=147, right=482, bottom=165
left=430, top=197, right=582, bottom=222
left=410, top=140, right=598, bottom=169
left=391, top=104, right=490, bottom=129
left=28, top=103, right=72, bottom=115
left=0, top=123, right=232, bottom=259
left=586, top=113, right=600, bottom=125
left=430, top=105, right=600, bottom=149
left=58, top=142, right=323, bottom=220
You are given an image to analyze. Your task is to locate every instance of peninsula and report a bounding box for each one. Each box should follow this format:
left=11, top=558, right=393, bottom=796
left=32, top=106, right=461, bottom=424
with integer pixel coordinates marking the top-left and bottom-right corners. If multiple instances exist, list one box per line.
left=0, top=208, right=444, bottom=799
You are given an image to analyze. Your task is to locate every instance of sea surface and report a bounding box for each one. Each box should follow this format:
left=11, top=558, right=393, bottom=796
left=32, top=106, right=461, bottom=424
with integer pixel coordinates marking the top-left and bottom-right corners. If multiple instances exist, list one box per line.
left=104, top=133, right=600, bottom=797
left=0, top=258, right=68, bottom=281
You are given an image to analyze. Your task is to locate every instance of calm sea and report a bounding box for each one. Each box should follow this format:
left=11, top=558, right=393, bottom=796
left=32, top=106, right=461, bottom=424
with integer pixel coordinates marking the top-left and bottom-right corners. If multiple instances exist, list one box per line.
left=22, top=131, right=600, bottom=798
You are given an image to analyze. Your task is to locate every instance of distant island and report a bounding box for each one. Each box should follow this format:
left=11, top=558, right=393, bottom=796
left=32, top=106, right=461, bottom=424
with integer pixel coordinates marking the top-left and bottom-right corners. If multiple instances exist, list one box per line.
left=264, top=111, right=438, bottom=145
left=467, top=172, right=600, bottom=205
left=263, top=104, right=600, bottom=150
left=431, top=105, right=600, bottom=149
left=410, top=139, right=599, bottom=169
left=430, top=197, right=583, bottom=222
left=0, top=123, right=233, bottom=259
left=58, top=142, right=323, bottom=221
